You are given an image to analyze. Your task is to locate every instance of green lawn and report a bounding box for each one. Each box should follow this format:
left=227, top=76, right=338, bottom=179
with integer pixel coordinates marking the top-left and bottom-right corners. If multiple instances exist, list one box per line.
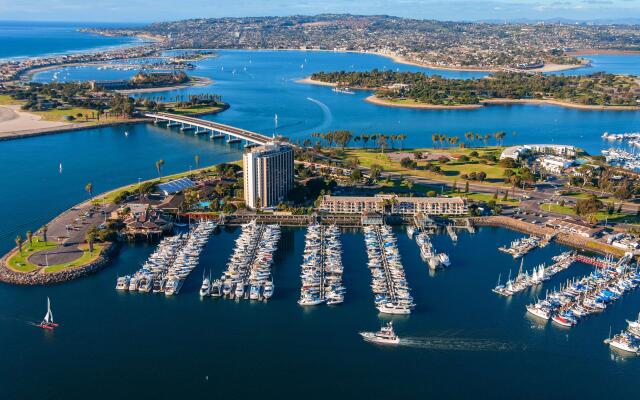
left=341, top=148, right=510, bottom=186
left=463, top=192, right=520, bottom=205
left=542, top=203, right=639, bottom=223
left=6, top=239, right=104, bottom=274
left=172, top=104, right=225, bottom=115
left=43, top=244, right=104, bottom=273
left=6, top=239, right=58, bottom=273
left=0, top=94, right=25, bottom=106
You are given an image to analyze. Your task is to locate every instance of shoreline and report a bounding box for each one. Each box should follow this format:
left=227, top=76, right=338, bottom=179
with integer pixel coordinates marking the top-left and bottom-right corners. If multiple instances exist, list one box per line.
left=299, top=77, right=640, bottom=111
left=568, top=49, right=640, bottom=56
left=0, top=118, right=149, bottom=141
left=365, top=94, right=640, bottom=111
left=365, top=95, right=484, bottom=110
left=116, top=76, right=214, bottom=94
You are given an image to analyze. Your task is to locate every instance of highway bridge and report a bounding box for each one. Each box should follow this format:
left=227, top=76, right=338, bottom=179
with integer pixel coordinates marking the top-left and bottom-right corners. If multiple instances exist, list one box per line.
left=144, top=112, right=272, bottom=146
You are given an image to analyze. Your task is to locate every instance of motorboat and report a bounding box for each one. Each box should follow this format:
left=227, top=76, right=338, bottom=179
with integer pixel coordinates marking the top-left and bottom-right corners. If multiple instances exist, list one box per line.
left=360, top=322, right=400, bottom=345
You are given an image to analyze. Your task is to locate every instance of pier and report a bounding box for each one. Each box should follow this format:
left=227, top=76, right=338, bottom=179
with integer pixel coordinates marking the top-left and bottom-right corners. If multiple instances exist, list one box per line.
left=299, top=224, right=345, bottom=305
left=146, top=112, right=272, bottom=146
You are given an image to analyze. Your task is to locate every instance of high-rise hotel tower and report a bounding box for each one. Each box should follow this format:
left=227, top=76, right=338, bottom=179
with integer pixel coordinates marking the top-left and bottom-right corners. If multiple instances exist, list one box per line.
left=243, top=142, right=294, bottom=209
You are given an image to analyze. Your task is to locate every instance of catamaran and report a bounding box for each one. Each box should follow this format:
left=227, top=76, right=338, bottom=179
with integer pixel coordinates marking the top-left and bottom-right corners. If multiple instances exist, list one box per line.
left=38, top=297, right=59, bottom=330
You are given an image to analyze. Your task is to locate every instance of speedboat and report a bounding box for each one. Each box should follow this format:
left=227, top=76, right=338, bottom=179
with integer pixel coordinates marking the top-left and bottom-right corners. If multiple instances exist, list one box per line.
left=360, top=322, right=400, bottom=345
left=199, top=275, right=211, bottom=297
left=115, top=275, right=130, bottom=291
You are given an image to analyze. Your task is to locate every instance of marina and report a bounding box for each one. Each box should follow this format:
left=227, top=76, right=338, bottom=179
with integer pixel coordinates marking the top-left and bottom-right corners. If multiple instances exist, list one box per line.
left=526, top=256, right=640, bottom=327
left=415, top=230, right=450, bottom=270
left=115, top=220, right=217, bottom=295
left=498, top=236, right=540, bottom=258
left=364, top=225, right=414, bottom=315
left=492, top=251, right=575, bottom=296
left=604, top=313, right=640, bottom=355
left=298, top=223, right=345, bottom=306
left=217, top=220, right=280, bottom=301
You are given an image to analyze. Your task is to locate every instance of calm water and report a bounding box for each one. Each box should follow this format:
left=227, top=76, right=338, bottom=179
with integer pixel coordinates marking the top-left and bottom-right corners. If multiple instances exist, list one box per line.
left=0, top=21, right=139, bottom=60
left=3, top=226, right=640, bottom=398
left=3, top=37, right=640, bottom=398
left=33, top=50, right=640, bottom=154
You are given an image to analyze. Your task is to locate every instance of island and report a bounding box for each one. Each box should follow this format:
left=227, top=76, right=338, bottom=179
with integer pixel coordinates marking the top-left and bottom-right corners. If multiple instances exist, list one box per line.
left=306, top=71, right=640, bottom=110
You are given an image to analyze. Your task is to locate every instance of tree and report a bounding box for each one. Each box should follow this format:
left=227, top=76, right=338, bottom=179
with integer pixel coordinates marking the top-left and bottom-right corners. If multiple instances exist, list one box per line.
left=369, top=164, right=383, bottom=181
left=575, top=195, right=603, bottom=216
left=477, top=171, right=487, bottom=181
left=86, top=231, right=96, bottom=253
left=26, top=230, right=33, bottom=247
left=156, top=159, right=165, bottom=177
left=42, top=224, right=48, bottom=243
left=15, top=235, right=23, bottom=255
left=405, top=179, right=415, bottom=191
left=464, top=181, right=469, bottom=193
left=351, top=169, right=362, bottom=181
left=85, top=182, right=93, bottom=199
left=502, top=191, right=508, bottom=201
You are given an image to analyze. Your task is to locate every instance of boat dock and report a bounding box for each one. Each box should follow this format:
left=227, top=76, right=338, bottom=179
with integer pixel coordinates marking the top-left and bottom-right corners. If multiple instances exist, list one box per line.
left=298, top=223, right=345, bottom=306
left=446, top=224, right=458, bottom=242
left=415, top=231, right=450, bottom=270
left=498, top=236, right=540, bottom=258
left=526, top=260, right=640, bottom=327
left=218, top=220, right=280, bottom=301
left=115, top=220, right=216, bottom=295
left=364, top=225, right=414, bottom=315
left=492, top=251, right=575, bottom=296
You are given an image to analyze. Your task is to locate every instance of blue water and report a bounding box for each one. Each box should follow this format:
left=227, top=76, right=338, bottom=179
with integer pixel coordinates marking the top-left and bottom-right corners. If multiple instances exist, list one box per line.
left=0, top=21, right=140, bottom=59
left=4, top=41, right=640, bottom=398
left=33, top=50, right=640, bottom=154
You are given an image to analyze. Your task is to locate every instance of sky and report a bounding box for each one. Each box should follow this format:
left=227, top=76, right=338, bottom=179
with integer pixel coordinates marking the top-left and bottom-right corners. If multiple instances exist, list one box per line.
left=0, top=0, right=638, bottom=23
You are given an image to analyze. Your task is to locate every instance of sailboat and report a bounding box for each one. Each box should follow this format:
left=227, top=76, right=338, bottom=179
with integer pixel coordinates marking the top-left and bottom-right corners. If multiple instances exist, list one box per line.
left=38, top=297, right=59, bottom=330
left=124, top=131, right=129, bottom=137
left=58, top=162, right=63, bottom=174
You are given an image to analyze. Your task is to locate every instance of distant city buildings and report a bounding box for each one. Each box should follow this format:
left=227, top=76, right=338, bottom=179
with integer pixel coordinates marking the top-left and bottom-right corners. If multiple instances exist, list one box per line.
left=243, top=142, right=294, bottom=209
left=319, top=194, right=467, bottom=216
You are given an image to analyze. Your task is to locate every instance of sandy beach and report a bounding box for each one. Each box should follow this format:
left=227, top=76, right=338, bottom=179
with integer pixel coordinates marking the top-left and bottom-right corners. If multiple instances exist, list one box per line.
left=567, top=49, right=640, bottom=56
left=363, top=95, right=639, bottom=111
left=365, top=95, right=484, bottom=110
left=0, top=105, right=68, bottom=137
left=296, top=76, right=338, bottom=87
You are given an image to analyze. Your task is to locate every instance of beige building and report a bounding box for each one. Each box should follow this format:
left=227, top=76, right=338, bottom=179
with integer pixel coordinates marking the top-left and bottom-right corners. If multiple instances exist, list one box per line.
left=319, top=194, right=467, bottom=215
left=243, top=142, right=294, bottom=209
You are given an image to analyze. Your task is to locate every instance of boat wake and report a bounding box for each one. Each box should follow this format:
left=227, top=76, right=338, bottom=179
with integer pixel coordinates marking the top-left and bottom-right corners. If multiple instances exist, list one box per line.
left=398, top=337, right=519, bottom=352
left=306, top=97, right=333, bottom=132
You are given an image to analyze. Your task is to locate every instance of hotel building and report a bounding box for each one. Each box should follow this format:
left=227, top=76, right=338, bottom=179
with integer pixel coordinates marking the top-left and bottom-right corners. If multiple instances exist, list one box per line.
left=243, top=142, right=294, bottom=209
left=319, top=194, right=467, bottom=215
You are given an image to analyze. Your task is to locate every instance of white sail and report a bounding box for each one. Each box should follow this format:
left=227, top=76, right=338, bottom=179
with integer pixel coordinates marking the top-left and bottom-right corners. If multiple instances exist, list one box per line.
left=43, top=297, right=53, bottom=324
left=58, top=163, right=63, bottom=174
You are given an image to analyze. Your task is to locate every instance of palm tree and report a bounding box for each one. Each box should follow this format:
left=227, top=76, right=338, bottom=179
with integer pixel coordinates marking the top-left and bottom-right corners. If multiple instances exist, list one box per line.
left=15, top=235, right=23, bottom=255
left=86, top=231, right=96, bottom=253
left=194, top=154, right=200, bottom=169
left=398, top=134, right=407, bottom=150
left=42, top=224, right=48, bottom=243
left=26, top=230, right=33, bottom=247
left=464, top=131, right=474, bottom=146
left=362, top=134, right=370, bottom=149
left=85, top=182, right=93, bottom=200
left=431, top=133, right=439, bottom=148
left=156, top=159, right=165, bottom=177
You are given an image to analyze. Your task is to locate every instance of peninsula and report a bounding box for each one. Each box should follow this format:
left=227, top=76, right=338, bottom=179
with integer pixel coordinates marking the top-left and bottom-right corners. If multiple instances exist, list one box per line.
left=306, top=71, right=640, bottom=110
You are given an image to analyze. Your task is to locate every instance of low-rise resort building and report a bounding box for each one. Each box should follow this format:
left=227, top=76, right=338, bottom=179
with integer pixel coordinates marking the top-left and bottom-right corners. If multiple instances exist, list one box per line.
left=319, top=195, right=467, bottom=216
left=500, top=144, right=577, bottom=161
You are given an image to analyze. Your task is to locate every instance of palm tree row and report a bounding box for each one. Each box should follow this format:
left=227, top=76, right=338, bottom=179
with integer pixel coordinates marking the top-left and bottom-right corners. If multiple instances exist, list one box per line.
left=308, top=131, right=408, bottom=151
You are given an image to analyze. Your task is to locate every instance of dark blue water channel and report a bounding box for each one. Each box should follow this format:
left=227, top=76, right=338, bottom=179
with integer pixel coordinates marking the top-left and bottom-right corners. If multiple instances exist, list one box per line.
left=2, top=226, right=640, bottom=398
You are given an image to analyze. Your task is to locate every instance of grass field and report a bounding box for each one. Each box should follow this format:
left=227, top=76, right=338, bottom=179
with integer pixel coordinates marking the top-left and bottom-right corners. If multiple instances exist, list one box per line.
left=6, top=239, right=58, bottom=273
left=341, top=147, right=510, bottom=186
left=7, top=240, right=104, bottom=274
left=43, top=244, right=104, bottom=273
left=0, top=94, right=25, bottom=106
left=541, top=203, right=640, bottom=223
left=172, top=104, right=225, bottom=115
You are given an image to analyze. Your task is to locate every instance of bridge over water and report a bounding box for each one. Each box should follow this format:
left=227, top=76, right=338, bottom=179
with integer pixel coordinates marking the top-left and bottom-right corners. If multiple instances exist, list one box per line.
left=144, top=112, right=272, bottom=146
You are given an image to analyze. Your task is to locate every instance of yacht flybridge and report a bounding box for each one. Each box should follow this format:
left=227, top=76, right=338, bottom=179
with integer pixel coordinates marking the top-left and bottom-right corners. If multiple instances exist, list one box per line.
left=360, top=322, right=400, bottom=345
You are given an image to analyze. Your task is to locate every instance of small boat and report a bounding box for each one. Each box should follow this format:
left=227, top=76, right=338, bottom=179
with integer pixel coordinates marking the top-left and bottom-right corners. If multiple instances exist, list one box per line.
left=199, top=272, right=211, bottom=297
left=605, top=331, right=640, bottom=354
left=360, top=322, right=400, bottom=345
left=38, top=297, right=59, bottom=330
left=263, top=281, right=274, bottom=300
left=58, top=162, right=63, bottom=174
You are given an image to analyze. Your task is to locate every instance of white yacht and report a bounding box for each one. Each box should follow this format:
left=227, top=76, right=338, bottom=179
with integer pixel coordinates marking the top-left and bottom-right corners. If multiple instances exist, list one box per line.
left=360, top=322, right=400, bottom=345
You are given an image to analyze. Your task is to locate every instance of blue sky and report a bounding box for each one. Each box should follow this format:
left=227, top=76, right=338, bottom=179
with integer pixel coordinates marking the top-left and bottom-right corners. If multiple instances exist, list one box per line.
left=0, top=0, right=638, bottom=22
